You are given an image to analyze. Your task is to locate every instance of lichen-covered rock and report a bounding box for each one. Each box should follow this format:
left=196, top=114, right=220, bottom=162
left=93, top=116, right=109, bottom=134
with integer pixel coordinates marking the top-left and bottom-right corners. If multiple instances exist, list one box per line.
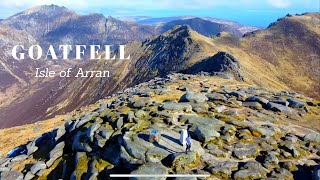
left=171, top=152, right=200, bottom=172
left=130, top=162, right=168, bottom=180
left=234, top=161, right=268, bottom=180
left=70, top=152, right=89, bottom=180
left=208, top=161, right=238, bottom=178
left=263, top=152, right=279, bottom=170
left=233, top=143, right=259, bottom=159
left=270, top=168, right=294, bottom=180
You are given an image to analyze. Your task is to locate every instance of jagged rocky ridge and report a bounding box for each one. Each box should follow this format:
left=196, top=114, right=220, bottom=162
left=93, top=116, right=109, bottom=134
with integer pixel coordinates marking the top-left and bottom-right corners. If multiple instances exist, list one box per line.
left=0, top=73, right=319, bottom=179
left=181, top=51, right=244, bottom=81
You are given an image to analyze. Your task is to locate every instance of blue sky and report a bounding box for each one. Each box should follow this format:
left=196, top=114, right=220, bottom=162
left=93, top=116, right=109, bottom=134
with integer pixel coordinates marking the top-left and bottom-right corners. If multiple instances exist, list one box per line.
left=0, top=0, right=318, bottom=27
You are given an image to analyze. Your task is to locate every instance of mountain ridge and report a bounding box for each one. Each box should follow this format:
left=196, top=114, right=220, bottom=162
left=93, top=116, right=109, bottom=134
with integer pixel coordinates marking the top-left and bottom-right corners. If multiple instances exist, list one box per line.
left=0, top=73, right=319, bottom=179
left=0, top=8, right=318, bottom=130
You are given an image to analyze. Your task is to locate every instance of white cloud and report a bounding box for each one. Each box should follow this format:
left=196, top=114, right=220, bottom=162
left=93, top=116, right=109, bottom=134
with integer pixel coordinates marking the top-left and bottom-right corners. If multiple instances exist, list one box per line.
left=267, top=0, right=291, bottom=8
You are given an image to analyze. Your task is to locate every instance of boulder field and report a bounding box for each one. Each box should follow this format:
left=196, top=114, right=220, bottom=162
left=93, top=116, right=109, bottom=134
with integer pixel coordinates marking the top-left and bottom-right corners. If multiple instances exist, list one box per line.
left=0, top=73, right=319, bottom=180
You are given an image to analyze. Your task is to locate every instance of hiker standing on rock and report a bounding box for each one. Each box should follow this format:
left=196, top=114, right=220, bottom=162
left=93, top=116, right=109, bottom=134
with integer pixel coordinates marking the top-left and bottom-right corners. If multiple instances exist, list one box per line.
left=185, top=135, right=191, bottom=154
left=180, top=129, right=188, bottom=146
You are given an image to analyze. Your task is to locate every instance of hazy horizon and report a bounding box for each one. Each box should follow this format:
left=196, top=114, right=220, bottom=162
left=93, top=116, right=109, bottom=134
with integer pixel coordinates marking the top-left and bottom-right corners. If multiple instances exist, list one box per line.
left=0, top=0, right=318, bottom=27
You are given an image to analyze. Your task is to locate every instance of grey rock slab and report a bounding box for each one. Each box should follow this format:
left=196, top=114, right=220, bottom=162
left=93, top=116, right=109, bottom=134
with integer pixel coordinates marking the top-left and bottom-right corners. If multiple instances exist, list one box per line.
left=98, top=124, right=114, bottom=140
left=208, top=161, right=238, bottom=176
left=87, top=120, right=102, bottom=142
left=161, top=102, right=192, bottom=112
left=127, top=111, right=135, bottom=122
left=193, top=125, right=220, bottom=142
left=0, top=170, right=23, bottom=180
left=245, top=96, right=269, bottom=105
left=94, top=134, right=107, bottom=148
left=271, top=99, right=289, bottom=106
left=24, top=172, right=35, bottom=180
left=304, top=132, right=320, bottom=143
left=54, top=125, right=66, bottom=142
left=228, top=91, right=247, bottom=99
left=171, top=152, right=199, bottom=172
left=130, top=162, right=168, bottom=180
left=135, top=110, right=147, bottom=118
left=146, top=147, right=170, bottom=163
left=287, top=98, right=305, bottom=108
left=72, top=131, right=92, bottom=152
left=0, top=167, right=11, bottom=172
left=179, top=92, right=208, bottom=103
left=234, top=169, right=266, bottom=180
left=120, top=146, right=144, bottom=165
left=46, top=141, right=65, bottom=167
left=132, top=98, right=151, bottom=108
left=206, top=93, right=227, bottom=102
left=30, top=161, right=47, bottom=174
left=26, top=141, right=38, bottom=156
left=233, top=143, right=259, bottom=160
left=271, top=168, right=294, bottom=179
left=214, top=105, right=227, bottom=113
left=76, top=112, right=99, bottom=128
left=10, top=154, right=28, bottom=162
left=122, top=136, right=147, bottom=162
left=264, top=152, right=279, bottom=165
left=265, top=102, right=294, bottom=114
left=189, top=102, right=209, bottom=113
left=181, top=115, right=225, bottom=127
left=250, top=126, right=275, bottom=137
left=285, top=134, right=298, bottom=143
left=242, top=101, right=262, bottom=109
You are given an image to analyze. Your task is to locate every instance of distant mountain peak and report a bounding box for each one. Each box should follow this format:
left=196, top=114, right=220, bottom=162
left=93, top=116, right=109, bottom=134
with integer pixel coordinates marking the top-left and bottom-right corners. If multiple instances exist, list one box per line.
left=19, top=4, right=74, bottom=16
left=165, top=25, right=192, bottom=35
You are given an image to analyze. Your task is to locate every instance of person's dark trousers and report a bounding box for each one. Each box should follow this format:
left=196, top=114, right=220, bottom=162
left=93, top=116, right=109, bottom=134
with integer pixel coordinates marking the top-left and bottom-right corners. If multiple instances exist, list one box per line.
left=185, top=144, right=190, bottom=154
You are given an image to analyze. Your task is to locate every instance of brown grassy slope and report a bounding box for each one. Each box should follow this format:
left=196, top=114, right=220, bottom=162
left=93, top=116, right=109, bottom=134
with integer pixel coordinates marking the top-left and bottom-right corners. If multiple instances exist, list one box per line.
left=209, top=13, right=320, bottom=99
left=0, top=13, right=319, bottom=129
left=240, top=13, right=320, bottom=98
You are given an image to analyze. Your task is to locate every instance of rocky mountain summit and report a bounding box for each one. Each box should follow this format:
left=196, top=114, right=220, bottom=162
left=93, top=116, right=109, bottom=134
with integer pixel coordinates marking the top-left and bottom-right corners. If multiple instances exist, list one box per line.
left=0, top=73, right=319, bottom=179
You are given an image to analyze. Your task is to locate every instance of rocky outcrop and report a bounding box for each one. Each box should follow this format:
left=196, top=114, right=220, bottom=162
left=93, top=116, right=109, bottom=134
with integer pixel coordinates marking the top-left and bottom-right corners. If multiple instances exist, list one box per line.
left=0, top=73, right=319, bottom=179
left=181, top=52, right=244, bottom=81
